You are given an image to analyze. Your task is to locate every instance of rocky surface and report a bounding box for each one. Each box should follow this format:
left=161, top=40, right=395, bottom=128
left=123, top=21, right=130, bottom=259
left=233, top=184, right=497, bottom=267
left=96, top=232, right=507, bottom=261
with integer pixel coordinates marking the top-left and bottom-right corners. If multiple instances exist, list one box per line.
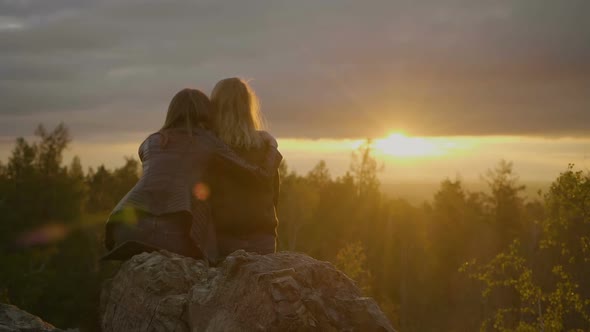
left=101, top=250, right=395, bottom=332
left=0, top=303, right=62, bottom=332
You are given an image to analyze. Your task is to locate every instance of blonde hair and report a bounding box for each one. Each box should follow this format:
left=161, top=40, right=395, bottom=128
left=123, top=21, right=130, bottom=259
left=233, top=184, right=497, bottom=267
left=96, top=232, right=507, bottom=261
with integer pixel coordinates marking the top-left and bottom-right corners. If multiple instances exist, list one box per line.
left=160, top=88, right=211, bottom=146
left=210, top=77, right=266, bottom=149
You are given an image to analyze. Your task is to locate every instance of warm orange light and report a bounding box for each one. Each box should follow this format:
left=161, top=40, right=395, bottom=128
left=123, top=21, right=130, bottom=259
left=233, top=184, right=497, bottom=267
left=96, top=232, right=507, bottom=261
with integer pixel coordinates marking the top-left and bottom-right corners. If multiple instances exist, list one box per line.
left=275, top=134, right=476, bottom=160
left=16, top=223, right=69, bottom=247
left=374, top=132, right=460, bottom=158
left=193, top=182, right=210, bottom=201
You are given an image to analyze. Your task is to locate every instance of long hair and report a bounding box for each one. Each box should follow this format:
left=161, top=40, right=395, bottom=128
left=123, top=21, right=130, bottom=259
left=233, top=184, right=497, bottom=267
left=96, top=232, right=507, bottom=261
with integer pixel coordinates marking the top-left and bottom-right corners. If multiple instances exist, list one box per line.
left=159, top=88, right=212, bottom=146
left=210, top=78, right=266, bottom=149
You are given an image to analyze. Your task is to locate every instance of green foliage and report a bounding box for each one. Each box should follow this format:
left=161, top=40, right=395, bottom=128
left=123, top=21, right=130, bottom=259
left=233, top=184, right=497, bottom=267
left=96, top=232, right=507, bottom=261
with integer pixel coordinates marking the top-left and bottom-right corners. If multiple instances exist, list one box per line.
left=335, top=241, right=373, bottom=295
left=543, top=164, right=590, bottom=264
left=2, top=127, right=589, bottom=332
left=277, top=164, right=320, bottom=251
left=0, top=124, right=85, bottom=235
left=483, top=160, right=527, bottom=251
left=85, top=157, right=140, bottom=213
left=350, top=139, right=382, bottom=199
left=0, top=124, right=134, bottom=331
left=463, top=165, right=590, bottom=332
left=463, top=240, right=590, bottom=331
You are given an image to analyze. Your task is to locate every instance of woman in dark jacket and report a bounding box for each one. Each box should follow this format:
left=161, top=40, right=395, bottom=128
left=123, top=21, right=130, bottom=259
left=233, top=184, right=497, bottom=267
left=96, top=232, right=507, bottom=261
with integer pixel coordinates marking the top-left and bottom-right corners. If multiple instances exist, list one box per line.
left=103, top=88, right=279, bottom=261
left=205, top=78, right=283, bottom=262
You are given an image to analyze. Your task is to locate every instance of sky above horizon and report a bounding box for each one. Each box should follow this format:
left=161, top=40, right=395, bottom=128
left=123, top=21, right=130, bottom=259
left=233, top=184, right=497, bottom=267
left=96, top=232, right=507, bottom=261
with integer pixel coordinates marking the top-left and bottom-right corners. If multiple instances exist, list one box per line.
left=1, top=0, right=589, bottom=182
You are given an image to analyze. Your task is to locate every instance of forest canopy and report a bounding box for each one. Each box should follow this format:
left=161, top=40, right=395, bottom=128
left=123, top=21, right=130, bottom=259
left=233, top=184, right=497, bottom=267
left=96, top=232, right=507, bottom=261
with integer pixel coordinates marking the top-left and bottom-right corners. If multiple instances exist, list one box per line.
left=0, top=124, right=589, bottom=332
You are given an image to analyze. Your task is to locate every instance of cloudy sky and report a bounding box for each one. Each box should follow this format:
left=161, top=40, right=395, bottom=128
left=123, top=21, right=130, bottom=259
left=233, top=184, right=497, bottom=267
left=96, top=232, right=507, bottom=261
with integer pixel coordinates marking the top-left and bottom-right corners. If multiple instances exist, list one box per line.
left=1, top=0, right=589, bottom=183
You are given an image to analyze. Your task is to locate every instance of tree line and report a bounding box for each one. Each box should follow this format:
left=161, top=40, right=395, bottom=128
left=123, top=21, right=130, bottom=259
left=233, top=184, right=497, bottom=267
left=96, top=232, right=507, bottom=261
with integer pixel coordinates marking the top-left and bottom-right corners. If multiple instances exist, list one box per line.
left=1, top=124, right=589, bottom=331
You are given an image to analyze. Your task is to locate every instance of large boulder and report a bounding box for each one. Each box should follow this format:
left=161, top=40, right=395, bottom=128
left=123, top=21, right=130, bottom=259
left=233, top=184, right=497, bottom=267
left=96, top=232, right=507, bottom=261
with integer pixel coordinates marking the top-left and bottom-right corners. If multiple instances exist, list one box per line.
left=0, top=303, right=63, bottom=332
left=101, top=250, right=395, bottom=331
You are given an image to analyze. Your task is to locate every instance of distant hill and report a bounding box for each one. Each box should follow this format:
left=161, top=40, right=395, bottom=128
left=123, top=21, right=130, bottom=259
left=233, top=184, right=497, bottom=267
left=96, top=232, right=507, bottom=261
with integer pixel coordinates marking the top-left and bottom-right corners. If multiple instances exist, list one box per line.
left=381, top=180, right=551, bottom=206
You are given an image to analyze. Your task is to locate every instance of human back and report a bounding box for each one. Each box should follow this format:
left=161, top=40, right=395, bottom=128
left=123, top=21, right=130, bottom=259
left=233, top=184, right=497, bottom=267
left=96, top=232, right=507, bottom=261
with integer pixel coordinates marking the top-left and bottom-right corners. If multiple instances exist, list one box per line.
left=207, top=78, right=282, bottom=259
left=103, top=88, right=271, bottom=261
left=208, top=139, right=279, bottom=235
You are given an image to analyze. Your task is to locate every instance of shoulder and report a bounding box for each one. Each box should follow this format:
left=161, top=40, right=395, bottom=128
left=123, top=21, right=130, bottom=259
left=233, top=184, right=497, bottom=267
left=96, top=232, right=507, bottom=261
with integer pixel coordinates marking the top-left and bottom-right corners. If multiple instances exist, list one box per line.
left=192, top=128, right=218, bottom=147
left=141, top=132, right=164, bottom=148
left=138, top=132, right=164, bottom=158
left=257, top=131, right=278, bottom=148
left=146, top=131, right=164, bottom=141
left=192, top=127, right=214, bottom=139
left=139, top=132, right=165, bottom=153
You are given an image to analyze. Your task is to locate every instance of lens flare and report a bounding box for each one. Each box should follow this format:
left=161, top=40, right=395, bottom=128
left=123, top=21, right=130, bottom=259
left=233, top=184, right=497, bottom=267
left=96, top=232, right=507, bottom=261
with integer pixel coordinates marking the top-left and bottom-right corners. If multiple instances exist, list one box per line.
left=118, top=206, right=139, bottom=225
left=193, top=182, right=210, bottom=201
left=16, top=223, right=69, bottom=247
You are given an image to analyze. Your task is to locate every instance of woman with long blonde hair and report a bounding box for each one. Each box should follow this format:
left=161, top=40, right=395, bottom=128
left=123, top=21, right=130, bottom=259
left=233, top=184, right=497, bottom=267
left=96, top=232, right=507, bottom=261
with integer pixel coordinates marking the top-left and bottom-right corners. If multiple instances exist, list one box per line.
left=211, top=77, right=266, bottom=149
left=206, top=78, right=283, bottom=262
left=103, top=88, right=275, bottom=261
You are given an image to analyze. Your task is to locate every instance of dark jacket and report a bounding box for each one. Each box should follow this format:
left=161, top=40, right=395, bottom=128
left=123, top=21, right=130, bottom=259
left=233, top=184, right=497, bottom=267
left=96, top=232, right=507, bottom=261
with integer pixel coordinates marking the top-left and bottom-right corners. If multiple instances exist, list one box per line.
left=206, top=140, right=283, bottom=237
left=104, top=128, right=279, bottom=251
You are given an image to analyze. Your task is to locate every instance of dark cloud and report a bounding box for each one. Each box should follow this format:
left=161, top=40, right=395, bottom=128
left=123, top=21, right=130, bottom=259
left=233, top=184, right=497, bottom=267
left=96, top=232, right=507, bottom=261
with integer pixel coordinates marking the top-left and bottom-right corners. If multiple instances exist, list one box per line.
left=0, top=0, right=92, bottom=22
left=0, top=0, right=589, bottom=139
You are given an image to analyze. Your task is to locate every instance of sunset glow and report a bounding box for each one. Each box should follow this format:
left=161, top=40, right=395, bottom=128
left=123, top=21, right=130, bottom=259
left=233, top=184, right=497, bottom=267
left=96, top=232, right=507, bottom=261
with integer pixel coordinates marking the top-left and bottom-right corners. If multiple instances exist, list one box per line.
left=375, top=133, right=438, bottom=157
left=374, top=133, right=466, bottom=158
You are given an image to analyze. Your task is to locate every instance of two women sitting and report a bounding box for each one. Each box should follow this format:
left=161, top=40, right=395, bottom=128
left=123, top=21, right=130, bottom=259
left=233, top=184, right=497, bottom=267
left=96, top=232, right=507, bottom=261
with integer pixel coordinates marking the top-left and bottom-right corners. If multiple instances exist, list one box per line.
left=102, top=78, right=282, bottom=264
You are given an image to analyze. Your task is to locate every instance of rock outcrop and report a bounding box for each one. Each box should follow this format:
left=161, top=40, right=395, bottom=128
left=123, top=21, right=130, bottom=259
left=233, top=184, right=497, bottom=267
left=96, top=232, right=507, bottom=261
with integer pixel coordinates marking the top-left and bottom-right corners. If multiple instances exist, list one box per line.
left=100, top=250, right=395, bottom=331
left=0, top=303, right=63, bottom=332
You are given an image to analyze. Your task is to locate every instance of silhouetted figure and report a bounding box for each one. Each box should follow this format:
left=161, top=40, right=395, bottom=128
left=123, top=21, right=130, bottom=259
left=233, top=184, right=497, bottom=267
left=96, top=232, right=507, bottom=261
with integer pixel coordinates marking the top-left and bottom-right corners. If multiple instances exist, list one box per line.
left=102, top=88, right=278, bottom=261
left=203, top=78, right=282, bottom=263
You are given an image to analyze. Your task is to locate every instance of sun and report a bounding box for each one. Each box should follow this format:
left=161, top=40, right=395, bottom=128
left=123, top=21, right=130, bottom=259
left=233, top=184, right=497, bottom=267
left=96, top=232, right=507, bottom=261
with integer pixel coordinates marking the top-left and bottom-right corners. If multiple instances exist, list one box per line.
left=374, top=133, right=447, bottom=157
